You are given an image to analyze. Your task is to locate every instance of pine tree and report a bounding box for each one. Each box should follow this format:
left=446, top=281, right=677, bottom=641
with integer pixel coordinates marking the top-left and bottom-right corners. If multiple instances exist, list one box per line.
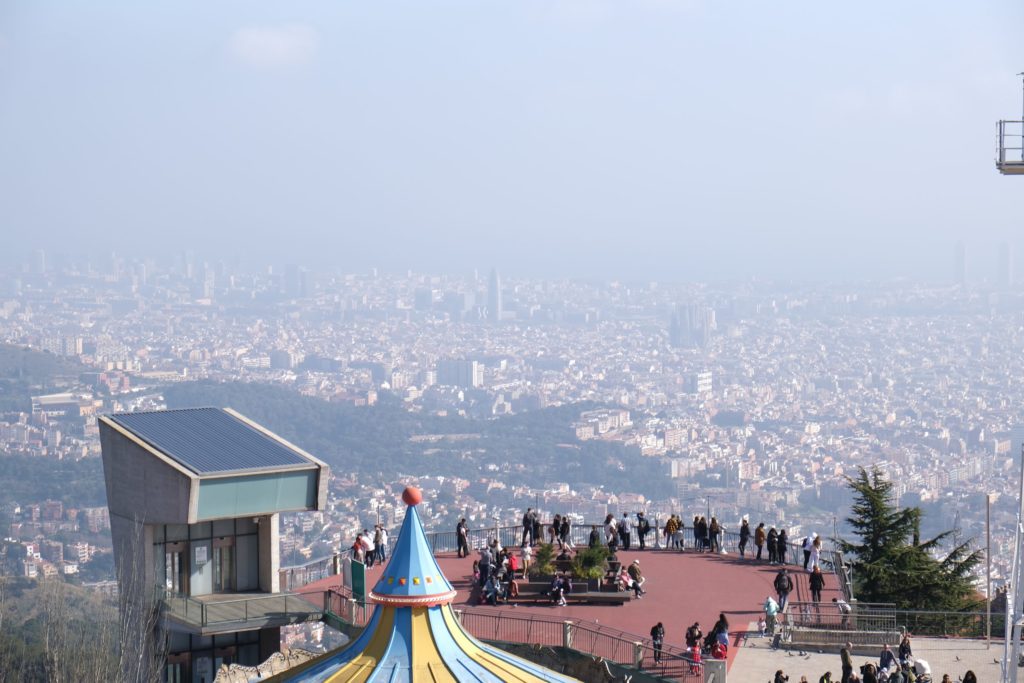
left=838, top=467, right=982, bottom=610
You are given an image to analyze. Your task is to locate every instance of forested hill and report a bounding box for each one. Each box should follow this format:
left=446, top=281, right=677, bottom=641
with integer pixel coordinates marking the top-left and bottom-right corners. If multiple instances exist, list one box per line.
left=0, top=344, right=86, bottom=412
left=162, top=382, right=673, bottom=498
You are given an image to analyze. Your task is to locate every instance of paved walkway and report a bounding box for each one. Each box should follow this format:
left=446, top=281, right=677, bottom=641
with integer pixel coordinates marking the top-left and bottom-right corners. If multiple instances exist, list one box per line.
left=305, top=547, right=842, bottom=674
left=730, top=628, right=1002, bottom=682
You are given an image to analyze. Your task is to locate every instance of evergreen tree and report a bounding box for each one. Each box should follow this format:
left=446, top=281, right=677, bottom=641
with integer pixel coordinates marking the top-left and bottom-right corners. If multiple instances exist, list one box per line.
left=838, top=467, right=982, bottom=610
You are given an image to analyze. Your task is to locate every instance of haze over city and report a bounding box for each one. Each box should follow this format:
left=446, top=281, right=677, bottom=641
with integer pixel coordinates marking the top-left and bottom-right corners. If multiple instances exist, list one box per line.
left=2, top=1, right=1023, bottom=280
left=4, top=3, right=1024, bottom=682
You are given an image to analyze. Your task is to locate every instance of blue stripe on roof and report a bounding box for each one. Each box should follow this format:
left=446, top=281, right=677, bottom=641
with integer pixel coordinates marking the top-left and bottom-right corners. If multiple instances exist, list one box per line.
left=108, top=408, right=314, bottom=474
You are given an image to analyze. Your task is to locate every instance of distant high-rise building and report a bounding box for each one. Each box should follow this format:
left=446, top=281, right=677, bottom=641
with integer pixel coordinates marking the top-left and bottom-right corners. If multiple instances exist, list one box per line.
left=32, top=249, right=46, bottom=275
left=487, top=268, right=503, bottom=322
left=997, top=242, right=1012, bottom=288
left=669, top=303, right=715, bottom=348
left=414, top=288, right=433, bottom=311
left=437, top=359, right=484, bottom=388
left=283, top=264, right=309, bottom=298
left=954, top=242, right=966, bottom=286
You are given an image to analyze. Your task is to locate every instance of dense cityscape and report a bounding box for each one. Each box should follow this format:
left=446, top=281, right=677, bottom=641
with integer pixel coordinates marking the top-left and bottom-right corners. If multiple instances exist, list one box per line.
left=2, top=248, right=1023, bottom=597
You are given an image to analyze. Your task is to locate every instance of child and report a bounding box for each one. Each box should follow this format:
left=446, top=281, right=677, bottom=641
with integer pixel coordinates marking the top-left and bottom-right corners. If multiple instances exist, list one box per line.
left=689, top=646, right=702, bottom=675
left=758, top=616, right=768, bottom=637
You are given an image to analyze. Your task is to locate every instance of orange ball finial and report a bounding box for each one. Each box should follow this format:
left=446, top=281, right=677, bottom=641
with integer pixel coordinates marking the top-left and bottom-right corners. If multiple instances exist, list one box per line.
left=402, top=486, right=422, bottom=506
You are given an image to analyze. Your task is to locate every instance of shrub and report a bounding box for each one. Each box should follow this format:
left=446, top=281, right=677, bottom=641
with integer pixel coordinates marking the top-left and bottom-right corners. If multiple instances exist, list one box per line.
left=529, top=543, right=557, bottom=577
left=572, top=545, right=610, bottom=580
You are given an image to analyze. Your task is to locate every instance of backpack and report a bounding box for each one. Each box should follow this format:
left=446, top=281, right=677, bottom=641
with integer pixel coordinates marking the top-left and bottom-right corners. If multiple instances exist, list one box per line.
left=774, top=573, right=789, bottom=592
left=639, top=517, right=650, bottom=533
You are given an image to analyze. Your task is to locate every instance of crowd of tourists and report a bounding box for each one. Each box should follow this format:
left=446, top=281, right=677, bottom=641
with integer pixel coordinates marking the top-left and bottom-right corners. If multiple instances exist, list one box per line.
left=780, top=638, right=976, bottom=683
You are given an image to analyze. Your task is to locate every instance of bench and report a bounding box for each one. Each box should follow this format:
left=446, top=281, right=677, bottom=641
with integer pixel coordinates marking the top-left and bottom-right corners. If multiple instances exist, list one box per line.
left=505, top=581, right=632, bottom=606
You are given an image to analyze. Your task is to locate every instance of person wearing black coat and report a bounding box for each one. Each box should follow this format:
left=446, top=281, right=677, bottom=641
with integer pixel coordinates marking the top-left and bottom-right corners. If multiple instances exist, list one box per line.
left=809, top=566, right=826, bottom=603
left=739, top=519, right=751, bottom=557
left=650, top=622, right=665, bottom=663
left=767, top=527, right=779, bottom=564
left=777, top=529, right=789, bottom=565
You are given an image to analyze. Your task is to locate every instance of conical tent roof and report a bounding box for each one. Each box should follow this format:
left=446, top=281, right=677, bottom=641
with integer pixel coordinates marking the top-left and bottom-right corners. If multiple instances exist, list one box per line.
left=367, top=491, right=456, bottom=607
left=271, top=487, right=580, bottom=682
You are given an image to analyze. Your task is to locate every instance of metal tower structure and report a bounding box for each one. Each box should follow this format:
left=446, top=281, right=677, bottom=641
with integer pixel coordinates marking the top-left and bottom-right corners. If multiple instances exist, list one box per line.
left=997, top=73, right=1024, bottom=175
left=999, top=74, right=1024, bottom=683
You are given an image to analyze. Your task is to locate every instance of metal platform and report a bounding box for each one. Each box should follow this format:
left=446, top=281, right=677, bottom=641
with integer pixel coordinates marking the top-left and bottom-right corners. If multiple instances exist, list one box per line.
left=997, top=120, right=1024, bottom=175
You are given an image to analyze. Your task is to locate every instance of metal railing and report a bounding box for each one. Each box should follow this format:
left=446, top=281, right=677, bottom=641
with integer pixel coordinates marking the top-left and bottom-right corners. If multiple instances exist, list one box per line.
left=997, top=120, right=1024, bottom=165
left=286, top=517, right=852, bottom=605
left=280, top=555, right=337, bottom=592
left=157, top=586, right=322, bottom=628
left=453, top=608, right=709, bottom=681
left=894, top=609, right=1006, bottom=639
left=784, top=601, right=897, bottom=633
left=324, top=585, right=373, bottom=628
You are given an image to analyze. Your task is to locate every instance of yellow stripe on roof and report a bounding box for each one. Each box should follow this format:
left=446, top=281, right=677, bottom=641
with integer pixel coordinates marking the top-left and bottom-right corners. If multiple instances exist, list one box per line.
left=410, top=607, right=457, bottom=682
left=325, top=606, right=396, bottom=683
left=438, top=606, right=555, bottom=683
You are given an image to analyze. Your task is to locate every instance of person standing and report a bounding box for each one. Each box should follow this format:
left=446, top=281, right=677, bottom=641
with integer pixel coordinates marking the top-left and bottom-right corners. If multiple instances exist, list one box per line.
left=664, top=515, right=677, bottom=549
left=809, top=535, right=822, bottom=571
left=650, top=622, right=665, bottom=663
left=522, top=508, right=534, bottom=546
left=531, top=509, right=542, bottom=547
left=685, top=622, right=702, bottom=652
left=589, top=525, right=602, bottom=549
left=767, top=526, right=779, bottom=564
left=457, top=518, right=469, bottom=558
left=550, top=514, right=561, bottom=547
left=604, top=514, right=618, bottom=550
left=755, top=522, right=767, bottom=561
left=360, top=529, right=375, bottom=568
left=520, top=543, right=532, bottom=576
left=809, top=565, right=825, bottom=603
left=774, top=567, right=794, bottom=611
left=897, top=634, right=912, bottom=665
left=618, top=513, right=632, bottom=551
left=878, top=644, right=897, bottom=672
left=739, top=519, right=751, bottom=557
left=763, top=596, right=779, bottom=635
left=637, top=512, right=650, bottom=550
left=560, top=515, right=573, bottom=551
left=840, top=642, right=853, bottom=683
left=376, top=525, right=388, bottom=564
left=777, top=528, right=789, bottom=565
left=802, top=533, right=815, bottom=570
left=708, top=517, right=721, bottom=554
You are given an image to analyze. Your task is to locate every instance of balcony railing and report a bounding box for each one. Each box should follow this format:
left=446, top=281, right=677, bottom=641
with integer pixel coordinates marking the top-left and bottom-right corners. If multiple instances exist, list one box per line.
left=157, top=587, right=322, bottom=630
left=997, top=120, right=1024, bottom=173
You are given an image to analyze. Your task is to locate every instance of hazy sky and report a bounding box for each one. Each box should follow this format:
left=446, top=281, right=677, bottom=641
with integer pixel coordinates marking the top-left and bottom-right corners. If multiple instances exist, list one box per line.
left=1, top=1, right=1022, bottom=281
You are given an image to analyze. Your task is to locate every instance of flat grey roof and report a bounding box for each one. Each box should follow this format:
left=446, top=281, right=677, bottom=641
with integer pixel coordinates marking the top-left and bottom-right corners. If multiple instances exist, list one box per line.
left=107, top=408, right=315, bottom=475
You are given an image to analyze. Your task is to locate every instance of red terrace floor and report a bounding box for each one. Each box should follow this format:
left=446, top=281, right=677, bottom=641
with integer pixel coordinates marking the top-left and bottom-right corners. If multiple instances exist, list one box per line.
left=301, top=549, right=842, bottom=673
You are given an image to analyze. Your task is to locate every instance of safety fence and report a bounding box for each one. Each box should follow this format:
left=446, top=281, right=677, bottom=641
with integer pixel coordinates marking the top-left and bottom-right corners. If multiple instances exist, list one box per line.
left=288, top=518, right=852, bottom=604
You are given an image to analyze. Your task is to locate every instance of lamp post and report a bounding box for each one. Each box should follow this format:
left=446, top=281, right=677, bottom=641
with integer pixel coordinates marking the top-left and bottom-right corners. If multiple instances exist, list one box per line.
left=986, top=492, right=992, bottom=649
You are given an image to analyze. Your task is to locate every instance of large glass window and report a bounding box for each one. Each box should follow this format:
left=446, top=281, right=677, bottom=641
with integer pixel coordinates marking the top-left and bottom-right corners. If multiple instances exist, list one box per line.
left=153, top=521, right=258, bottom=596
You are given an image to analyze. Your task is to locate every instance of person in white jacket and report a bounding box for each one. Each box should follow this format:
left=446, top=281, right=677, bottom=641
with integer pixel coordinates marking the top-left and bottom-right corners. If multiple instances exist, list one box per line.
left=808, top=535, right=822, bottom=572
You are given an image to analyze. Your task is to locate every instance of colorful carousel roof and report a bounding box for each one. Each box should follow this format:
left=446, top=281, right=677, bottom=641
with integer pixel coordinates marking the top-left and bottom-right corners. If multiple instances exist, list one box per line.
left=272, top=487, right=580, bottom=683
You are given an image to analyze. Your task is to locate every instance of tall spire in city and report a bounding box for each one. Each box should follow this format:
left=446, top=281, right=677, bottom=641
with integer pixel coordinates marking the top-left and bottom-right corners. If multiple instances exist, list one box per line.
left=487, top=267, right=502, bottom=323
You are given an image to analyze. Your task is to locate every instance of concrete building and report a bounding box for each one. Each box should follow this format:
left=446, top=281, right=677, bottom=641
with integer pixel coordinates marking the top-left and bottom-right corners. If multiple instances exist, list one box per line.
left=436, top=359, right=484, bottom=389
left=99, top=407, right=330, bottom=683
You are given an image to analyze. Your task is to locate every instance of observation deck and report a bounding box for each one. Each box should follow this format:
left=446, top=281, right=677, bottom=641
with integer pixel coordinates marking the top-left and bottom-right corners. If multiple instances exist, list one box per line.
left=996, top=120, right=1024, bottom=174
